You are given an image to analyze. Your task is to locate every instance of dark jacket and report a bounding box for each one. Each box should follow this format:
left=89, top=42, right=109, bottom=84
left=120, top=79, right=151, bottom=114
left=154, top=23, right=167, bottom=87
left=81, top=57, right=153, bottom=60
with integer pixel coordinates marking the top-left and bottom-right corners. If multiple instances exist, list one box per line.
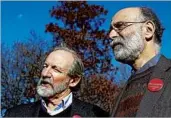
left=112, top=55, right=171, bottom=117
left=136, top=55, right=171, bottom=117
left=5, top=98, right=109, bottom=117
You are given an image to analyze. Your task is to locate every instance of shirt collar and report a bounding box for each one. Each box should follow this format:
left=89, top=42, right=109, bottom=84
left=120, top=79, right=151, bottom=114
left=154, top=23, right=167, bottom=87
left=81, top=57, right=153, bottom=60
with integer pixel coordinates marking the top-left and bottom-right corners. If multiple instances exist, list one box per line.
left=41, top=92, right=73, bottom=116
left=132, top=54, right=161, bottom=75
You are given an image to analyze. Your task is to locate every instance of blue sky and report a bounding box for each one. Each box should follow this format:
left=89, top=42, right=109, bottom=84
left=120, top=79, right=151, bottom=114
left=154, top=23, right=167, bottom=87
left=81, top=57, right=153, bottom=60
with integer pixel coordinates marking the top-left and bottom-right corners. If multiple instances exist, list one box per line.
left=2, top=1, right=171, bottom=58
left=2, top=1, right=171, bottom=74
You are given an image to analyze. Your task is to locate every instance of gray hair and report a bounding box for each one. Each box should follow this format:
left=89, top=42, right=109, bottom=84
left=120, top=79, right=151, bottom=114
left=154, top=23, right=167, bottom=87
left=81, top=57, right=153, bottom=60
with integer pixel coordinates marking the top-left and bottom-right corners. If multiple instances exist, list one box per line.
left=139, top=7, right=165, bottom=45
left=53, top=47, right=84, bottom=80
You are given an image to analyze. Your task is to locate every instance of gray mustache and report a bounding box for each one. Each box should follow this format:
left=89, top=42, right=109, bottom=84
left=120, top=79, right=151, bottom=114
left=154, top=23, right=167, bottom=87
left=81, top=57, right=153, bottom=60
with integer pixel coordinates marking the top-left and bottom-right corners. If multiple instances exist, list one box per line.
left=110, top=39, right=124, bottom=48
left=39, top=78, right=52, bottom=85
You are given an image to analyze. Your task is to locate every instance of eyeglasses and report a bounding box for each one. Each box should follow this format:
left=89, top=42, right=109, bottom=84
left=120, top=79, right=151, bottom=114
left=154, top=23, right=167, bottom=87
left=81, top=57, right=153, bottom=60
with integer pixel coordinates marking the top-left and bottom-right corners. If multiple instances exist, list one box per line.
left=111, top=21, right=147, bottom=33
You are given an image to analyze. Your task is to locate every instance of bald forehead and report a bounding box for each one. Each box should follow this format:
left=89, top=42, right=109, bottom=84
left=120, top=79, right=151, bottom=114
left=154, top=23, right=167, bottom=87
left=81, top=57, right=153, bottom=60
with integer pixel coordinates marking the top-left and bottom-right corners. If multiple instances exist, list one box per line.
left=112, top=7, right=141, bottom=23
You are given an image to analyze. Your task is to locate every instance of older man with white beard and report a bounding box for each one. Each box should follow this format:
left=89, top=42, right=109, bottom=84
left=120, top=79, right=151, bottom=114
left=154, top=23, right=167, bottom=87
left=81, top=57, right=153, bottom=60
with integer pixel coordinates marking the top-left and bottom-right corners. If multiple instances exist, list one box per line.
left=109, top=7, right=171, bottom=117
left=5, top=47, right=109, bottom=117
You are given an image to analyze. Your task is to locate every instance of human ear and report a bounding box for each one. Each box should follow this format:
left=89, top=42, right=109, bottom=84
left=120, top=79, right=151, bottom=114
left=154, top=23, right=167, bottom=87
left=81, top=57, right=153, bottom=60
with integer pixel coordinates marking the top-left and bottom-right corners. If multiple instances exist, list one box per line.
left=143, top=20, right=155, bottom=41
left=69, top=77, right=81, bottom=87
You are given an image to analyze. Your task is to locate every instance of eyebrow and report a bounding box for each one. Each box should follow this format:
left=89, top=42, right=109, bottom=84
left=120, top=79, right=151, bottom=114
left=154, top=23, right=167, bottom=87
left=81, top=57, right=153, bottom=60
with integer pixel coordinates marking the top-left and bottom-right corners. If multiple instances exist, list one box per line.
left=52, top=65, right=64, bottom=72
left=44, top=62, right=67, bottom=72
left=111, top=21, right=120, bottom=27
left=112, top=21, right=124, bottom=25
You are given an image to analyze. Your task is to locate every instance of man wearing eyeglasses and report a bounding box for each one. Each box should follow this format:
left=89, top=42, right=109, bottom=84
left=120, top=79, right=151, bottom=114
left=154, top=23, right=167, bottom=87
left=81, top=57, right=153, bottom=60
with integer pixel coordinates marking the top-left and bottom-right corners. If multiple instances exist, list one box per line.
left=109, top=7, right=171, bottom=117
left=5, top=47, right=109, bottom=117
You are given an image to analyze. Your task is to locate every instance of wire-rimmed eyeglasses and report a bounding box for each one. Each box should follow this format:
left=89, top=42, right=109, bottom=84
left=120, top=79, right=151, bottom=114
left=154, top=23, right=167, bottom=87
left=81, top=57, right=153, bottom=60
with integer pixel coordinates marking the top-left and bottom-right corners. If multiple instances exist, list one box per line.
left=111, top=21, right=147, bottom=33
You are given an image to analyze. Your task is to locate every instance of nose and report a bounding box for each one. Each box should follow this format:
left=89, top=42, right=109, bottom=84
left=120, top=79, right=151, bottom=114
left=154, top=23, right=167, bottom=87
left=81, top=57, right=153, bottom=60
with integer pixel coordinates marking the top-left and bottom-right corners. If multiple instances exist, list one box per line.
left=41, top=67, right=51, bottom=78
left=109, top=29, right=119, bottom=39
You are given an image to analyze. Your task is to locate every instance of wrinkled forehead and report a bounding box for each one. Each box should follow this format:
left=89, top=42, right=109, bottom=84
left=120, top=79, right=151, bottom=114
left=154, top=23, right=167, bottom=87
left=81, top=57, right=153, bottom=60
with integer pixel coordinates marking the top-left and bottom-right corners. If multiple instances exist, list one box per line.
left=46, top=50, right=75, bottom=70
left=111, top=8, right=141, bottom=24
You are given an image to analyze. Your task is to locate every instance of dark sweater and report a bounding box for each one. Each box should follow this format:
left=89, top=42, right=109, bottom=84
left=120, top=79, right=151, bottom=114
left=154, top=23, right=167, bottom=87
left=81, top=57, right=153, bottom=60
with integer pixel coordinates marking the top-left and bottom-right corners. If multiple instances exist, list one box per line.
left=5, top=98, right=109, bottom=117
left=115, top=66, right=155, bottom=117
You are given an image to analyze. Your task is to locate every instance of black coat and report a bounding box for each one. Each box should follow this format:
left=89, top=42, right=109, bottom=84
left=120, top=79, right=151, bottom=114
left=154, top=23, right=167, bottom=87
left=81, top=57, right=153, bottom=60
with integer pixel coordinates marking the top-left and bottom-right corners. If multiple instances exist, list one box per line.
left=136, top=55, right=171, bottom=117
left=5, top=98, right=109, bottom=117
left=112, top=55, right=171, bottom=117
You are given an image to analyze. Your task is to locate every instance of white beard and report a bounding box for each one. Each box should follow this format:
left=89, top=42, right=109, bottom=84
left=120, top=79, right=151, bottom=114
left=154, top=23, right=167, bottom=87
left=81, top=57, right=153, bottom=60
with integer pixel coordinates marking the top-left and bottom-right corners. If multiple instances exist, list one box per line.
left=111, top=29, right=145, bottom=63
left=36, top=78, right=69, bottom=98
